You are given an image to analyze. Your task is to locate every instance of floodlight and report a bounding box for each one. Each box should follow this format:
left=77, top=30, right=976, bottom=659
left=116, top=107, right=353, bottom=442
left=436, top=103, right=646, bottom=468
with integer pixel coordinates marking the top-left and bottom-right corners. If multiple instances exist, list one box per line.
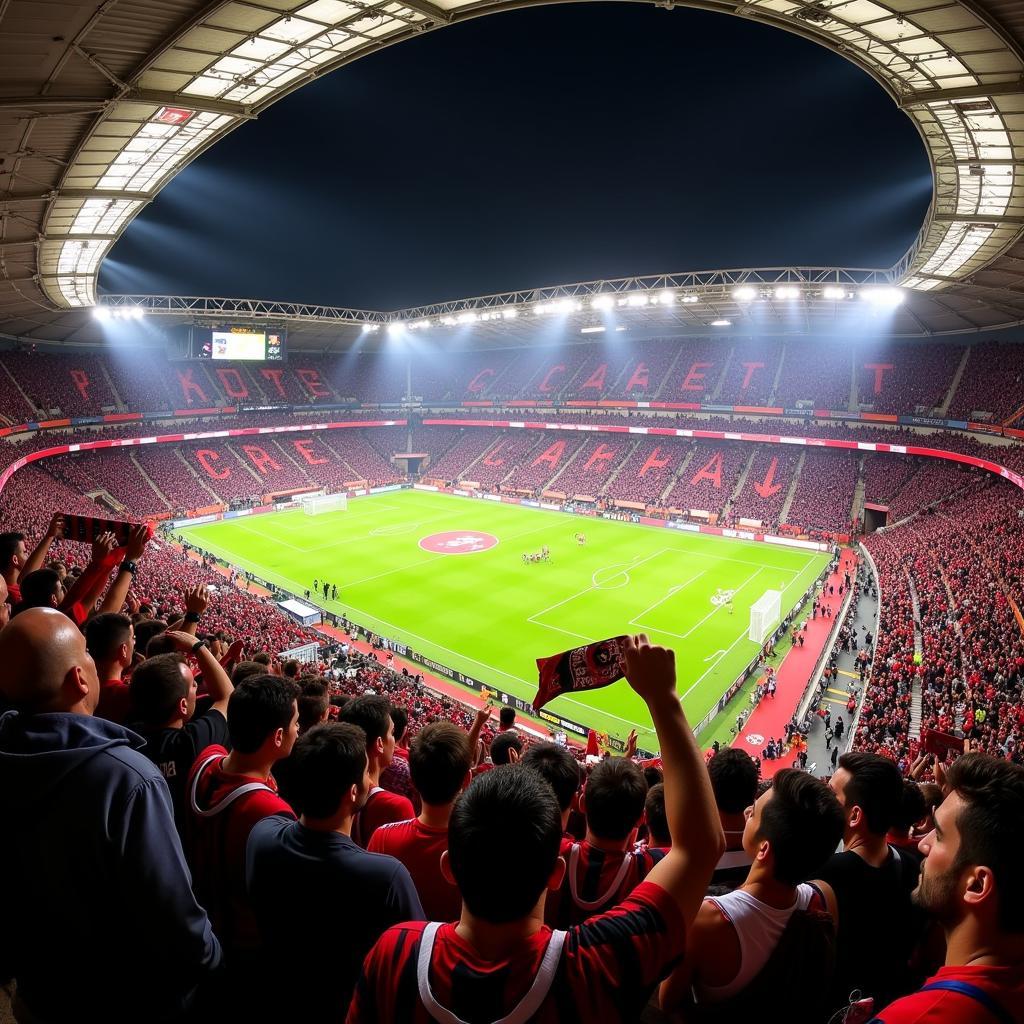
left=625, top=293, right=649, bottom=307
left=93, top=306, right=112, bottom=321
left=658, top=291, right=675, bottom=305
left=732, top=286, right=757, bottom=302
left=614, top=325, right=627, bottom=332
left=822, top=285, right=848, bottom=300
left=441, top=316, right=457, bottom=326
left=580, top=325, right=605, bottom=334
left=710, top=318, right=731, bottom=327
left=774, top=285, right=800, bottom=300
left=501, top=307, right=518, bottom=319
left=591, top=294, right=614, bottom=311
left=387, top=322, right=404, bottom=335
left=859, top=287, right=904, bottom=307
left=457, top=311, right=478, bottom=324
left=680, top=294, right=699, bottom=304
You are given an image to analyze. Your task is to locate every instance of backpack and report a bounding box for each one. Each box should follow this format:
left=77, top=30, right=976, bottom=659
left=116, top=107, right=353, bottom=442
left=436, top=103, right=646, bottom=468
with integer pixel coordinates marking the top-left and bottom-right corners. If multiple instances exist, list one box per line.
left=688, top=886, right=837, bottom=1023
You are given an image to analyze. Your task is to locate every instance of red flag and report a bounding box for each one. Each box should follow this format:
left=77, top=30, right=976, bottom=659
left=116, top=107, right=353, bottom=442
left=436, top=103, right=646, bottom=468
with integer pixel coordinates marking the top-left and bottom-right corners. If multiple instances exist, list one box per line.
left=534, top=636, right=629, bottom=712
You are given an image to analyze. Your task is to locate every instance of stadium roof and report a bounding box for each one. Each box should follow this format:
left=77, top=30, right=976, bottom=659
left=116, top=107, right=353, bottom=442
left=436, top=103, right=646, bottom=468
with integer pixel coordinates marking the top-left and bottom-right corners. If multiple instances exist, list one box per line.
left=1, top=0, right=1023, bottom=343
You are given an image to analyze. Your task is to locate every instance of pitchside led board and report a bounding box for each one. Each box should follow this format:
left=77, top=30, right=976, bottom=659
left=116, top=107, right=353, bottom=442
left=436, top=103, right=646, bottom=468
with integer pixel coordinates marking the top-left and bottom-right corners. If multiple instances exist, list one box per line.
left=192, top=325, right=286, bottom=361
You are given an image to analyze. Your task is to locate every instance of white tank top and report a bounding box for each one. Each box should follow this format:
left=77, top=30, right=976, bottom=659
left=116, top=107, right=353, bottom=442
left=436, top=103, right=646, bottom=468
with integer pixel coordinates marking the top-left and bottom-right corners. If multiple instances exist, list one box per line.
left=694, top=885, right=816, bottom=1003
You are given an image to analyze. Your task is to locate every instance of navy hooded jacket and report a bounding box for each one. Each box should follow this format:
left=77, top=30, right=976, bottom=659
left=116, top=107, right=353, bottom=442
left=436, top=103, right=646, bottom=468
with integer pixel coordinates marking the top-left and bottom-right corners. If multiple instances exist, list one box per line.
left=0, top=710, right=222, bottom=1022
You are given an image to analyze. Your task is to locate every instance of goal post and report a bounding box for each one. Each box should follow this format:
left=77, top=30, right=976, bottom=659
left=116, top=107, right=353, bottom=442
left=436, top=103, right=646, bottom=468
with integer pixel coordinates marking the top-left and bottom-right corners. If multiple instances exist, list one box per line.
left=302, top=493, right=348, bottom=515
left=749, top=590, right=782, bottom=644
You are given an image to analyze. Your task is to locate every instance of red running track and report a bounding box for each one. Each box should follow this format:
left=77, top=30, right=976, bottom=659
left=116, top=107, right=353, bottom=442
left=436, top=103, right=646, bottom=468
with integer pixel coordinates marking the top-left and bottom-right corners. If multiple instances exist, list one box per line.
left=731, top=548, right=858, bottom=778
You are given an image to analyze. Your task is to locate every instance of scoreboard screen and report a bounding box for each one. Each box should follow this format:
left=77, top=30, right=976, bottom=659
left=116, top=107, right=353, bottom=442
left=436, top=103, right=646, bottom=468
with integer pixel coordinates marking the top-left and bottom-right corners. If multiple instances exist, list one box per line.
left=194, top=326, right=285, bottom=361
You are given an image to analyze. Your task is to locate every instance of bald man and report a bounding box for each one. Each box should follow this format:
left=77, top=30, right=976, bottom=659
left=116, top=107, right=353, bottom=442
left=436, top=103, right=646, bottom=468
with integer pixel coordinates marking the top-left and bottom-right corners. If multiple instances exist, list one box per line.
left=0, top=608, right=222, bottom=1023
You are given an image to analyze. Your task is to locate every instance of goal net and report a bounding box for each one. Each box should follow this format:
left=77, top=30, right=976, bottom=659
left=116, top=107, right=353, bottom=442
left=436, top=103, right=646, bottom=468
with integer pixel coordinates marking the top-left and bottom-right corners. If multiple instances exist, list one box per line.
left=302, top=493, right=348, bottom=515
left=749, top=590, right=782, bottom=644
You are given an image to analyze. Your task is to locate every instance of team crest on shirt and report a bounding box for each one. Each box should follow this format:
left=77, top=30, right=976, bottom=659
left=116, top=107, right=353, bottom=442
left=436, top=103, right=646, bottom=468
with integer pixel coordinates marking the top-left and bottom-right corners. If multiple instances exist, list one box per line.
left=419, top=531, right=499, bottom=554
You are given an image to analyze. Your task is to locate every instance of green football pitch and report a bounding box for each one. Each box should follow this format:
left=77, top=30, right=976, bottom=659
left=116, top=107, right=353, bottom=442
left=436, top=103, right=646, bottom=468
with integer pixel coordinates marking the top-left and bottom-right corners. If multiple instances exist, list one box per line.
left=178, top=490, right=827, bottom=749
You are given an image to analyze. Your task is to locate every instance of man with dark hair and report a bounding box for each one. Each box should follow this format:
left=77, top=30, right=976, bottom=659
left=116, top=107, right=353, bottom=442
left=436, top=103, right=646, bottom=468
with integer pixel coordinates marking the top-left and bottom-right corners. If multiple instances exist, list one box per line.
left=644, top=782, right=672, bottom=852
left=184, top=675, right=298, bottom=969
left=0, top=608, right=220, bottom=1023
left=662, top=769, right=845, bottom=1017
left=130, top=636, right=233, bottom=822
left=231, top=659, right=267, bottom=685
left=521, top=741, right=581, bottom=841
left=87, top=612, right=135, bottom=724
left=296, top=677, right=330, bottom=733
left=554, top=753, right=658, bottom=927
left=380, top=703, right=415, bottom=804
left=134, top=617, right=168, bottom=658
left=0, top=515, right=63, bottom=606
left=17, top=567, right=64, bottom=610
left=489, top=728, right=523, bottom=765
left=707, top=748, right=760, bottom=893
left=348, top=635, right=725, bottom=1023
left=340, top=694, right=414, bottom=846
left=872, top=753, right=1024, bottom=1023
left=369, top=721, right=472, bottom=920
left=247, top=722, right=423, bottom=1019
left=499, top=705, right=516, bottom=731
left=888, top=779, right=928, bottom=867
left=813, top=750, right=922, bottom=1015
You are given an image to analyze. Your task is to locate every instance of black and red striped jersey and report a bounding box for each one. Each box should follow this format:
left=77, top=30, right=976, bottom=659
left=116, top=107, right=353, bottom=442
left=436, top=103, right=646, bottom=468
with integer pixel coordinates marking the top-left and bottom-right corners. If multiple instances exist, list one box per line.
left=346, top=881, right=685, bottom=1024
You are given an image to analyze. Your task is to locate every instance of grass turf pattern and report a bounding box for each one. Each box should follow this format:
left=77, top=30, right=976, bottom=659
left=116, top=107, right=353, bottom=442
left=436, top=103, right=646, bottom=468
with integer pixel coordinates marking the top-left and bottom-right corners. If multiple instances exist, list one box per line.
left=179, top=491, right=827, bottom=748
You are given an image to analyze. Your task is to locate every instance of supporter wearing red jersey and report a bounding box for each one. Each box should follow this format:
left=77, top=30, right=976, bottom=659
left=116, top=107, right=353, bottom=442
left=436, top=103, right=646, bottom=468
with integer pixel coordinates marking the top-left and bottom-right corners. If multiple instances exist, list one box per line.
left=521, top=740, right=583, bottom=844
left=642, top=782, right=672, bottom=854
left=871, top=754, right=1024, bottom=1024
left=0, top=516, right=62, bottom=611
left=340, top=694, right=414, bottom=846
left=86, top=612, right=134, bottom=724
left=347, top=634, right=725, bottom=1024
left=379, top=705, right=417, bottom=806
left=553, top=750, right=662, bottom=928
left=184, top=675, right=299, bottom=962
left=369, top=720, right=473, bottom=920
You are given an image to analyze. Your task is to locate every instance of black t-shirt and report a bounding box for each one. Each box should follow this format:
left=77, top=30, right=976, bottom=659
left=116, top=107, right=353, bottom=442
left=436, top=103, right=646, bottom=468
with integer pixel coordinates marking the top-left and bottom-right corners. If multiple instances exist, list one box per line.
left=136, top=709, right=229, bottom=826
left=245, top=817, right=424, bottom=1020
left=818, top=846, right=922, bottom=1014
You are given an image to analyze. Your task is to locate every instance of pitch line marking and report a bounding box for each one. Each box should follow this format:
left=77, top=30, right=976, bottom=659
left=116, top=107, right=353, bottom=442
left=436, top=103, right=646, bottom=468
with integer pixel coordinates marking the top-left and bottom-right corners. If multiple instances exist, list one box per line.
left=626, top=570, right=708, bottom=625
left=679, top=559, right=821, bottom=700
left=527, top=549, right=669, bottom=627
left=635, top=568, right=765, bottom=642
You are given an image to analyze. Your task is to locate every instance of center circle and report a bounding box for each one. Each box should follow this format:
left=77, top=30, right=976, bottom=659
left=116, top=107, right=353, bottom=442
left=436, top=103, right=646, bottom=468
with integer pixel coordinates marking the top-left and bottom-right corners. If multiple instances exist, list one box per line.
left=419, top=530, right=499, bottom=554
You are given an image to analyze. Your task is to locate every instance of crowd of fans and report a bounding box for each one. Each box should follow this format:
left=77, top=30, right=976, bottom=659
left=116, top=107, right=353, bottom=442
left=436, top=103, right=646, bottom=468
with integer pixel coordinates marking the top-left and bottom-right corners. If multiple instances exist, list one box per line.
left=4, top=337, right=1024, bottom=415
left=1, top=525, right=1022, bottom=1023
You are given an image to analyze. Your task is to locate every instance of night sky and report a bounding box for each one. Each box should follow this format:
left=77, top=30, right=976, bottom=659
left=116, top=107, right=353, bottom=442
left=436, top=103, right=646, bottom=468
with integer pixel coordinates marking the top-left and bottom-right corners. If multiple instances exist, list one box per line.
left=98, top=3, right=933, bottom=311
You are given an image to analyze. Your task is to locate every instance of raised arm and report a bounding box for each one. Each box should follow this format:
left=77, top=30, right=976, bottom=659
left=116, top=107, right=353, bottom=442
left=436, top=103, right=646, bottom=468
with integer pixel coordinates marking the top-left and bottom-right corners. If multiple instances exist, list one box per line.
left=164, top=629, right=235, bottom=717
left=467, top=703, right=493, bottom=759
left=61, top=531, right=122, bottom=625
left=625, top=634, right=725, bottom=927
left=22, top=514, right=64, bottom=578
left=99, top=525, right=150, bottom=614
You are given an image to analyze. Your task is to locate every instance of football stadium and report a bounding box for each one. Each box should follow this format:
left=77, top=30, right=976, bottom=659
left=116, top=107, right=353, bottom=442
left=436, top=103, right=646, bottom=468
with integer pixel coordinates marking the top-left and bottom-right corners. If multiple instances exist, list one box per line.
left=3, top=0, right=1024, bottom=1021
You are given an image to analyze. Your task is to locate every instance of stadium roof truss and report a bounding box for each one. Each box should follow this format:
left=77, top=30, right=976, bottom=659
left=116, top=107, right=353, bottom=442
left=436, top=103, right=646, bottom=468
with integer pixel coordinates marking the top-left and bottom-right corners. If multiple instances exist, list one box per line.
left=1, top=0, right=1024, bottom=340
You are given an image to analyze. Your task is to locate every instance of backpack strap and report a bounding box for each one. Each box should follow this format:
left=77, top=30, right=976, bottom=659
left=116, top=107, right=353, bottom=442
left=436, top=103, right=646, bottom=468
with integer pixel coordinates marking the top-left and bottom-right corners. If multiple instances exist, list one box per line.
left=416, top=922, right=567, bottom=1024
left=568, top=843, right=634, bottom=911
left=189, top=753, right=274, bottom=818
left=918, top=980, right=1016, bottom=1024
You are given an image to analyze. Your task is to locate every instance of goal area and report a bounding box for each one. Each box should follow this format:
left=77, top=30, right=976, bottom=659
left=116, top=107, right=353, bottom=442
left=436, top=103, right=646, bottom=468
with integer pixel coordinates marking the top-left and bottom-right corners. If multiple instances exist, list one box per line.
left=301, top=493, right=348, bottom=515
left=749, top=590, right=782, bottom=644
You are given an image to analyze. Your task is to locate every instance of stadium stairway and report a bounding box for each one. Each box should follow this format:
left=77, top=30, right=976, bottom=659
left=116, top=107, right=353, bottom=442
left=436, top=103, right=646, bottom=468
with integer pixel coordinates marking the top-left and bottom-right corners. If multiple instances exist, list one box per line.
left=939, top=346, right=972, bottom=417
left=778, top=451, right=805, bottom=525
left=129, top=455, right=172, bottom=510
left=731, top=549, right=859, bottom=777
